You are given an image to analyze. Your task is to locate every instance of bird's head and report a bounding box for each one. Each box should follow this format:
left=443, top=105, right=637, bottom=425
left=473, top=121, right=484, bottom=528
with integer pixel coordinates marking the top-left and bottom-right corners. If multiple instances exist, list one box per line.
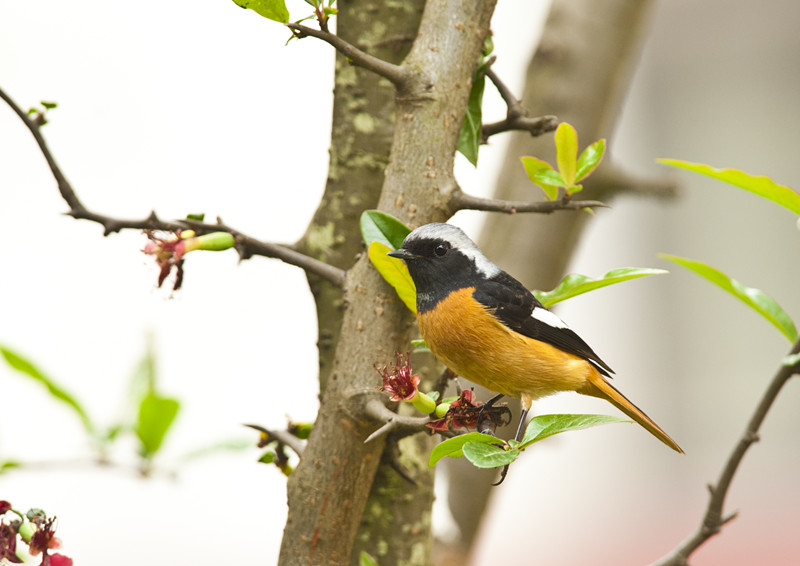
left=387, top=223, right=501, bottom=294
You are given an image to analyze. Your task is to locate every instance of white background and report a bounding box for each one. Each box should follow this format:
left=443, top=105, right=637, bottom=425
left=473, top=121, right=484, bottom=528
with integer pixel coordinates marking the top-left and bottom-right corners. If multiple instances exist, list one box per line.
left=2, top=1, right=799, bottom=565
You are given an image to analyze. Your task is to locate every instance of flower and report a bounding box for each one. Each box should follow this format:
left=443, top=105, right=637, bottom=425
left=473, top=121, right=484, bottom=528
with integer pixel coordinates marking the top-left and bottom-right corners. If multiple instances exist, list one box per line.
left=426, top=390, right=511, bottom=434
left=0, top=522, right=23, bottom=564
left=376, top=353, right=420, bottom=402
left=375, top=353, right=437, bottom=414
left=28, top=517, right=56, bottom=556
left=143, top=230, right=235, bottom=290
left=143, top=230, right=190, bottom=289
left=50, top=554, right=73, bottom=566
left=0, top=505, right=72, bottom=566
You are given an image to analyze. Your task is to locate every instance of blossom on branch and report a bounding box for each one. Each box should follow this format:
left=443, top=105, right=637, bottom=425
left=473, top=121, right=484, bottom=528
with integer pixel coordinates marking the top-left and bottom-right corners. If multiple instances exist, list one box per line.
left=143, top=229, right=235, bottom=290
left=375, top=353, right=436, bottom=414
left=426, top=390, right=511, bottom=434
left=0, top=502, right=72, bottom=566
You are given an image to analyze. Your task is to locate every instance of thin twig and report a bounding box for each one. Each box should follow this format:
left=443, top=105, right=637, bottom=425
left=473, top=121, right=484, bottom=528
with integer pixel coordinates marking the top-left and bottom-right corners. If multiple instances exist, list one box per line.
left=0, top=86, right=82, bottom=212
left=452, top=190, right=608, bottom=214
left=483, top=59, right=514, bottom=108
left=650, top=338, right=800, bottom=566
left=480, top=62, right=559, bottom=142
left=364, top=398, right=433, bottom=443
left=481, top=115, right=559, bottom=143
left=432, top=368, right=456, bottom=400
left=0, top=85, right=346, bottom=287
left=286, top=23, right=409, bottom=88
left=244, top=423, right=306, bottom=457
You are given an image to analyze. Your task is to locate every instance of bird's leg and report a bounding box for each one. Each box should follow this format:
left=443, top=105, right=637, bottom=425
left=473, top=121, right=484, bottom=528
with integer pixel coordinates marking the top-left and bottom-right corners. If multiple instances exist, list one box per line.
left=513, top=407, right=530, bottom=442
left=477, top=393, right=505, bottom=434
left=493, top=393, right=533, bottom=486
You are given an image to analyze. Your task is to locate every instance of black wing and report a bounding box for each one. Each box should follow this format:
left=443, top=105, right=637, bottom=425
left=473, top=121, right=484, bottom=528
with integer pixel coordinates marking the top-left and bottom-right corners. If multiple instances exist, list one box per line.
left=472, top=272, right=614, bottom=376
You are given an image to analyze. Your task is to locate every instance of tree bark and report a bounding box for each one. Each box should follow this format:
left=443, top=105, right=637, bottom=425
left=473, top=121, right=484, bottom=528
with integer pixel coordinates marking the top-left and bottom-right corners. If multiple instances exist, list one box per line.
left=279, top=2, right=497, bottom=564
left=296, top=0, right=425, bottom=392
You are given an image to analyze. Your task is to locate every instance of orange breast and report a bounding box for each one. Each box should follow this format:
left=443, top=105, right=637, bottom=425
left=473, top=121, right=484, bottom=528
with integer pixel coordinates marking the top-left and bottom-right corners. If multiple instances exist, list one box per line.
left=417, top=287, right=596, bottom=400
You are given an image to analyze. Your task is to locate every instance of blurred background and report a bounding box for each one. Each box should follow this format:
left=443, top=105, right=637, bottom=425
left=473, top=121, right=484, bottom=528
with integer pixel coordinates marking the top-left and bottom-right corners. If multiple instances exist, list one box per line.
left=1, top=0, right=799, bottom=564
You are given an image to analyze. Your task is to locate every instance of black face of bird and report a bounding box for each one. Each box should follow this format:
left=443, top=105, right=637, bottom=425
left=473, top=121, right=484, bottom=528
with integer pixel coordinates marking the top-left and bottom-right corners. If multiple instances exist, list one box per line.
left=389, top=235, right=481, bottom=294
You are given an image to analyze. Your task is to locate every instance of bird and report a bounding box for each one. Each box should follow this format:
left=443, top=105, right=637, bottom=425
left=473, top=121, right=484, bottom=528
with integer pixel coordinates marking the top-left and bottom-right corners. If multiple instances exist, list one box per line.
left=387, top=222, right=683, bottom=457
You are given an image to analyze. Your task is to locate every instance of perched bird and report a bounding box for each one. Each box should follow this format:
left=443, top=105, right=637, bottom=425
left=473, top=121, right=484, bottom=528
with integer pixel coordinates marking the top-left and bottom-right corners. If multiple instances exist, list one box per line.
left=388, top=222, right=683, bottom=455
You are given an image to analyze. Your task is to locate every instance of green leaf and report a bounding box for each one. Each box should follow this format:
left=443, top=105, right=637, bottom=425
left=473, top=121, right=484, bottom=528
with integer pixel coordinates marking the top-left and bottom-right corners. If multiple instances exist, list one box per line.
left=520, top=156, right=553, bottom=180
left=411, top=338, right=430, bottom=353
left=135, top=392, right=180, bottom=458
left=462, top=441, right=519, bottom=468
left=660, top=254, right=798, bottom=342
left=481, top=33, right=494, bottom=58
left=360, top=210, right=411, bottom=250
left=535, top=169, right=566, bottom=189
left=0, top=346, right=94, bottom=435
left=520, top=157, right=557, bottom=200
left=359, top=551, right=380, bottom=566
left=457, top=64, right=486, bottom=166
left=555, top=122, right=578, bottom=186
left=428, top=432, right=501, bottom=467
left=288, top=421, right=313, bottom=440
left=657, top=159, right=800, bottom=217
left=575, top=139, right=605, bottom=182
left=101, top=424, right=125, bottom=444
left=519, top=414, right=630, bottom=449
left=532, top=268, right=668, bottom=308
left=368, top=241, right=416, bottom=313
left=40, top=101, right=58, bottom=110
left=258, top=448, right=277, bottom=464
left=232, top=0, right=289, bottom=23
left=0, top=460, right=21, bottom=474
left=186, top=212, right=205, bottom=221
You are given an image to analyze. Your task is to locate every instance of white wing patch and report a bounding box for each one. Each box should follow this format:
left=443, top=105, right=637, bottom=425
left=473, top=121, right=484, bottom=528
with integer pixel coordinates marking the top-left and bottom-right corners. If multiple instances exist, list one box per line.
left=531, top=306, right=569, bottom=329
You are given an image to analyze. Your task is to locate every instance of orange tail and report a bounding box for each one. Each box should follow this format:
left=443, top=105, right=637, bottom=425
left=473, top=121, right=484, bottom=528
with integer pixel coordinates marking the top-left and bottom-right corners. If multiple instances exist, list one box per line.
left=580, top=372, right=684, bottom=454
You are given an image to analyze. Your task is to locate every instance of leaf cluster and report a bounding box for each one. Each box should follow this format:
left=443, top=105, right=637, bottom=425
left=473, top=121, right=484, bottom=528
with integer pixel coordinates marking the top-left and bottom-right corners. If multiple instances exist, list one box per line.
left=456, top=36, right=493, bottom=166
left=428, top=414, right=629, bottom=469
left=1, top=343, right=183, bottom=475
left=521, top=123, right=605, bottom=200
left=233, top=0, right=337, bottom=27
left=659, top=159, right=799, bottom=344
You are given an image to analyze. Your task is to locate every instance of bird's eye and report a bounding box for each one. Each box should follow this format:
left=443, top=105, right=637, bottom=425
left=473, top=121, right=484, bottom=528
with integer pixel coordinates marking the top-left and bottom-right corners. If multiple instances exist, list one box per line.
left=434, top=243, right=448, bottom=256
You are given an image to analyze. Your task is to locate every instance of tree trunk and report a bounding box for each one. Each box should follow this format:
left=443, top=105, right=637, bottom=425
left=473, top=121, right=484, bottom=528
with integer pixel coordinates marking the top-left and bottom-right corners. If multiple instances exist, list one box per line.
left=296, top=0, right=425, bottom=391
left=279, top=2, right=497, bottom=564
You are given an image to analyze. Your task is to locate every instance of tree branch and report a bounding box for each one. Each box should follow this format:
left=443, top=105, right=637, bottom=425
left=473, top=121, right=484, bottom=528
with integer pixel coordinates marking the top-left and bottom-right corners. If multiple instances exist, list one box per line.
left=0, top=86, right=83, bottom=212
left=244, top=423, right=306, bottom=457
left=286, top=23, right=410, bottom=88
left=481, top=61, right=559, bottom=142
left=452, top=189, right=608, bottom=214
left=364, top=398, right=433, bottom=443
left=0, top=85, right=345, bottom=287
left=651, top=338, right=800, bottom=566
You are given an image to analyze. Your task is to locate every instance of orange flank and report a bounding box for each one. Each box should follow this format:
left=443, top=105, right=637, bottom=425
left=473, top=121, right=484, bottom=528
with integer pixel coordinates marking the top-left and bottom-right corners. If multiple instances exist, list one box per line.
left=417, top=287, right=683, bottom=453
